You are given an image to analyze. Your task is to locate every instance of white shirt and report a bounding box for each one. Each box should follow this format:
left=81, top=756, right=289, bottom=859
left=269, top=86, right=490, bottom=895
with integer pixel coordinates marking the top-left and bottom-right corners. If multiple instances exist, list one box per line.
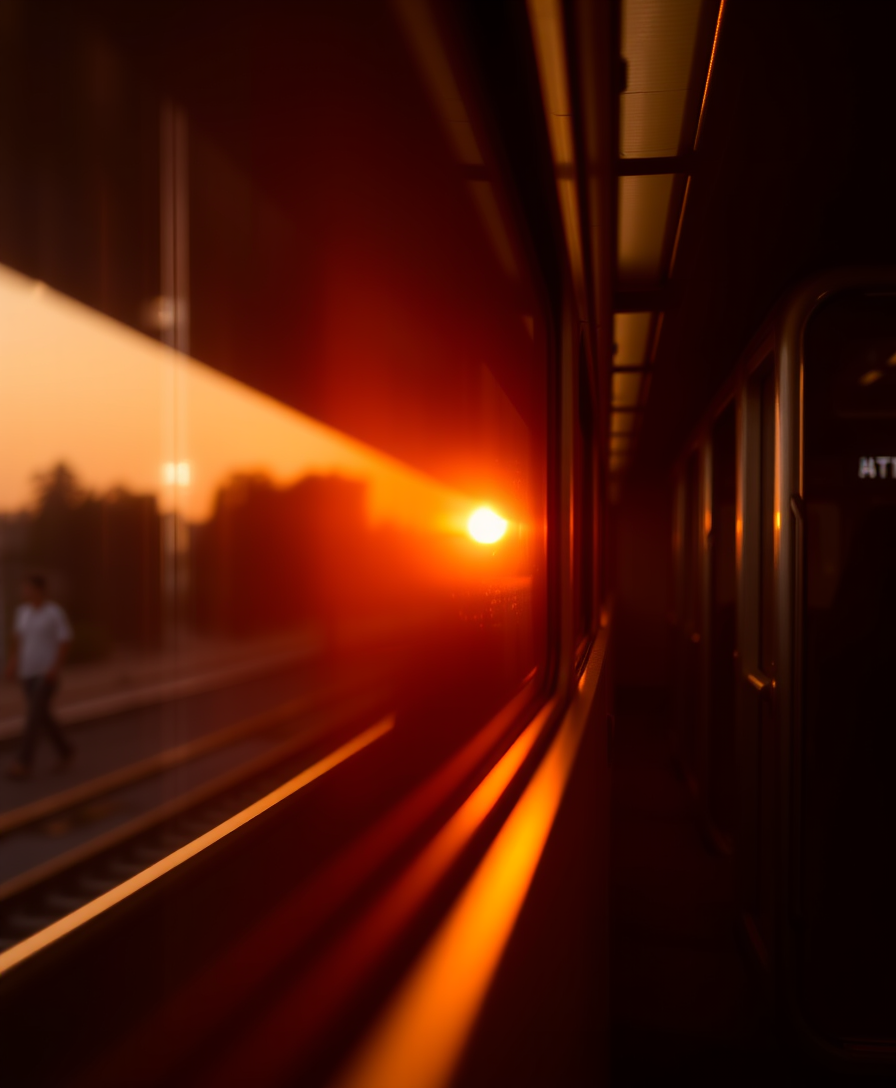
left=14, top=602, right=72, bottom=679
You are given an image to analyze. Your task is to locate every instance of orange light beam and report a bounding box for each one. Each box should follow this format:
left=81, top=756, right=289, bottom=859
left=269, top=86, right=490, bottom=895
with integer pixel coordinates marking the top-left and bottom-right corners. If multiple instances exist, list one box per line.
left=84, top=685, right=542, bottom=1088
left=196, top=700, right=557, bottom=1088
left=0, top=716, right=394, bottom=978
left=333, top=639, right=604, bottom=1088
left=694, top=0, right=727, bottom=150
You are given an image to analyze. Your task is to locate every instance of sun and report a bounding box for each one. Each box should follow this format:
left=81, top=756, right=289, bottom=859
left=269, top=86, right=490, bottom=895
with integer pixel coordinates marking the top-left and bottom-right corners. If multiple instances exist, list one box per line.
left=467, top=506, right=508, bottom=544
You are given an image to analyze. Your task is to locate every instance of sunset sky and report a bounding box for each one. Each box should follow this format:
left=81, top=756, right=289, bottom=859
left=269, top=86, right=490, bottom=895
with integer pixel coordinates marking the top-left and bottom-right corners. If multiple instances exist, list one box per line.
left=0, top=263, right=476, bottom=535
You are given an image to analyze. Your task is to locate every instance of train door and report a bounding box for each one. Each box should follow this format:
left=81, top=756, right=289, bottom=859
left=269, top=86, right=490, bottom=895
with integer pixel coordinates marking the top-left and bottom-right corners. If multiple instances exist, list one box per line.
left=707, top=404, right=736, bottom=847
left=796, top=288, right=896, bottom=1048
left=737, top=357, right=777, bottom=968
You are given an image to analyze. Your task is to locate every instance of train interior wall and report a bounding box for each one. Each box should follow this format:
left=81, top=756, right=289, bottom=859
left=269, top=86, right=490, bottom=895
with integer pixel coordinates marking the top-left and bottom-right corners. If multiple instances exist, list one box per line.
left=608, top=417, right=885, bottom=1084
left=612, top=484, right=768, bottom=1086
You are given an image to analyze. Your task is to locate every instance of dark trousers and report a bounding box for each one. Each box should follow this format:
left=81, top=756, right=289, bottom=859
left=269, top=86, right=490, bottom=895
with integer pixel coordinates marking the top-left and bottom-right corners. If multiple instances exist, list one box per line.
left=18, top=676, right=72, bottom=767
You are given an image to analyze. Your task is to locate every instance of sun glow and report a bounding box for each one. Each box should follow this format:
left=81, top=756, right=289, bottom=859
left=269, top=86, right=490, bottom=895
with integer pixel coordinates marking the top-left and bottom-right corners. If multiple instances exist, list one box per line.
left=467, top=506, right=508, bottom=544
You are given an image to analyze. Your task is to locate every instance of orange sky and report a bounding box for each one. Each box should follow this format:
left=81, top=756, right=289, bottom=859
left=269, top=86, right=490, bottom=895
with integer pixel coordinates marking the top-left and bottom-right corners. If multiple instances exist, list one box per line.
left=0, top=263, right=478, bottom=536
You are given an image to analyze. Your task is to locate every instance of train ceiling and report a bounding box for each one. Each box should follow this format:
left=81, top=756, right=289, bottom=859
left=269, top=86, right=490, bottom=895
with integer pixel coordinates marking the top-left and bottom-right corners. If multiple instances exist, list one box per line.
left=526, top=0, right=722, bottom=498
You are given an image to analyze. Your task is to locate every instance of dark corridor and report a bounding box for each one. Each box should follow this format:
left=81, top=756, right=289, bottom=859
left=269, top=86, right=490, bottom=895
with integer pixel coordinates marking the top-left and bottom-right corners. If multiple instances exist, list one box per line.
left=609, top=688, right=871, bottom=1087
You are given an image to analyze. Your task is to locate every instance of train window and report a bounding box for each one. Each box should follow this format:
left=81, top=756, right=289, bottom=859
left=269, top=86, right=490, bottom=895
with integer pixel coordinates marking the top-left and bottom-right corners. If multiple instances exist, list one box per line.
left=682, top=451, right=701, bottom=638
left=759, top=369, right=776, bottom=679
left=0, top=2, right=548, bottom=958
left=708, top=404, right=736, bottom=839
left=675, top=450, right=701, bottom=764
left=801, top=290, right=896, bottom=1041
left=738, top=358, right=777, bottom=940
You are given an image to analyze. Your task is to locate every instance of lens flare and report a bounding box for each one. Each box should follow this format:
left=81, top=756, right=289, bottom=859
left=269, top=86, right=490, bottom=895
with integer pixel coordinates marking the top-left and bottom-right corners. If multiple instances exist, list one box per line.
left=467, top=506, right=508, bottom=544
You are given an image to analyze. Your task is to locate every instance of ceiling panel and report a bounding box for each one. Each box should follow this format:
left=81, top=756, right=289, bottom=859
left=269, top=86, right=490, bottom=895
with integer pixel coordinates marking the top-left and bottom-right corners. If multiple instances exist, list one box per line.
left=613, top=311, right=653, bottom=366
left=618, top=173, right=675, bottom=285
left=612, top=371, right=643, bottom=407
left=620, top=0, right=704, bottom=158
left=610, top=410, right=637, bottom=435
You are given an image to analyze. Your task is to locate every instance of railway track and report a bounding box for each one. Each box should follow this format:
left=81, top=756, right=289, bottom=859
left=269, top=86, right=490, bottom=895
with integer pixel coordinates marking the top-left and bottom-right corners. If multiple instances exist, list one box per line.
left=0, top=670, right=393, bottom=956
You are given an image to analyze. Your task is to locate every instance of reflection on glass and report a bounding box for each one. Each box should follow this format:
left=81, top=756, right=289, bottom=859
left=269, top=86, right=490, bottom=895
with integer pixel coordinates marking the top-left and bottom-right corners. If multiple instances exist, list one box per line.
left=0, top=261, right=536, bottom=667
left=0, top=0, right=547, bottom=965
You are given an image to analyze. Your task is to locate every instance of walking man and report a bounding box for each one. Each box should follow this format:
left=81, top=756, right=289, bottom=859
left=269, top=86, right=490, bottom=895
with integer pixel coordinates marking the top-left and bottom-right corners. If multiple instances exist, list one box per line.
left=4, top=574, right=74, bottom=779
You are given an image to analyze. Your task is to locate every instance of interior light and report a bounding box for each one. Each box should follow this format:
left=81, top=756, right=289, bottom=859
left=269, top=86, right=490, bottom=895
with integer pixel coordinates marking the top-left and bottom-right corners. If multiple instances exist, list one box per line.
left=468, top=506, right=507, bottom=544
left=859, top=369, right=883, bottom=386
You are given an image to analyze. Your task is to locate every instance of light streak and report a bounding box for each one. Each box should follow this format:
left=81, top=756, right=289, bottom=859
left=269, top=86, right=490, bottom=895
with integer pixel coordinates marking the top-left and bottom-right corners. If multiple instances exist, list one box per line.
left=694, top=0, right=727, bottom=151
left=334, top=635, right=605, bottom=1088
left=0, top=716, right=394, bottom=978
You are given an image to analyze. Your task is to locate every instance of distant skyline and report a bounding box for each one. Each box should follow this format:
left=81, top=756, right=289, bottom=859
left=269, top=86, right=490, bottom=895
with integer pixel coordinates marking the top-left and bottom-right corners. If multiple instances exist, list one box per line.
left=0, top=263, right=475, bottom=536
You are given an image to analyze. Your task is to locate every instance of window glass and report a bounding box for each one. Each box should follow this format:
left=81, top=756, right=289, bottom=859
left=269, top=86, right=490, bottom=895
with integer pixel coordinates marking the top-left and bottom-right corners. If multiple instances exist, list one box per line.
left=0, top=1, right=547, bottom=936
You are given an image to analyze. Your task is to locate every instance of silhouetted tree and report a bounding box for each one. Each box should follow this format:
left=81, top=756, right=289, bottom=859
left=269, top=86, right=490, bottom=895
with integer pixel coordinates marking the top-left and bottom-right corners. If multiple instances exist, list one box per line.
left=192, top=472, right=372, bottom=637
left=18, top=463, right=162, bottom=658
